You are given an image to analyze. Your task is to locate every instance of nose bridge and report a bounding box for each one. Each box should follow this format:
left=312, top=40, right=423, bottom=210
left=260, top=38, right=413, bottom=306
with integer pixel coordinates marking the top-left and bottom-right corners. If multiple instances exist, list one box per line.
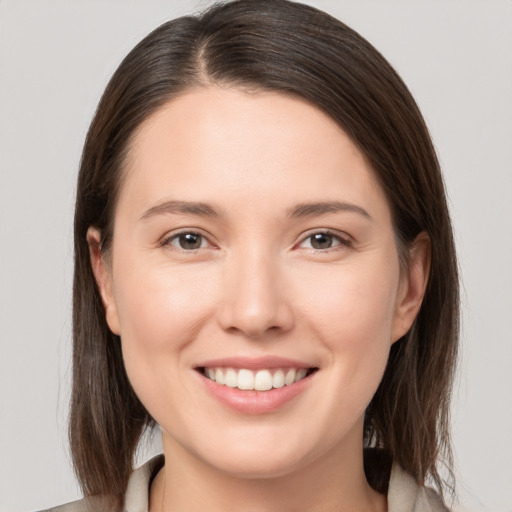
left=217, top=244, right=294, bottom=337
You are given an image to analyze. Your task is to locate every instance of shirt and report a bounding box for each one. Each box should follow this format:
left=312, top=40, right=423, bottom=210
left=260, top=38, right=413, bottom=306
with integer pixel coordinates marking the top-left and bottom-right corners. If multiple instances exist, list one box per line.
left=41, top=454, right=449, bottom=512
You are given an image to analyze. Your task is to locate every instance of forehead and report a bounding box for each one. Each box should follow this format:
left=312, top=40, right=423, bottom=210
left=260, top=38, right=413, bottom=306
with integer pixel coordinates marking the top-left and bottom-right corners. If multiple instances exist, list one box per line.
left=119, top=87, right=390, bottom=222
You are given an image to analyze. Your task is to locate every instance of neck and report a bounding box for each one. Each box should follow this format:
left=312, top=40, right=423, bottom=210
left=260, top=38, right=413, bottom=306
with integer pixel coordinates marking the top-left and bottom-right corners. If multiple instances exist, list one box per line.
left=149, top=432, right=386, bottom=512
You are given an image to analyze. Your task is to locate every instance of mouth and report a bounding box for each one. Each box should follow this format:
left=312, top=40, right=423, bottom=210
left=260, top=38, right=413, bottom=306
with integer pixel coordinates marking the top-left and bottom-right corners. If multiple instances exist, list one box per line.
left=196, top=366, right=319, bottom=391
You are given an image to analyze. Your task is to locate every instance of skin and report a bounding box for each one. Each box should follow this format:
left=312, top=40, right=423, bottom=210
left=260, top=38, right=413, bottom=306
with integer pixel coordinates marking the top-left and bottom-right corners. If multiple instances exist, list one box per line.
left=88, top=87, right=429, bottom=512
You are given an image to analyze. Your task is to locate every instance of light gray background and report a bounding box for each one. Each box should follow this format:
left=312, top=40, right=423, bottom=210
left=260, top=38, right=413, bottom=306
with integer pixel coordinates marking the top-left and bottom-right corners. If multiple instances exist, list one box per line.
left=0, top=1, right=511, bottom=511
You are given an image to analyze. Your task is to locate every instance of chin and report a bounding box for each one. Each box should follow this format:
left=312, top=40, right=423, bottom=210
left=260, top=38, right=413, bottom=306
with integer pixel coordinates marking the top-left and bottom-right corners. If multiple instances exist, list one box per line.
left=192, top=429, right=317, bottom=480
left=207, top=451, right=307, bottom=480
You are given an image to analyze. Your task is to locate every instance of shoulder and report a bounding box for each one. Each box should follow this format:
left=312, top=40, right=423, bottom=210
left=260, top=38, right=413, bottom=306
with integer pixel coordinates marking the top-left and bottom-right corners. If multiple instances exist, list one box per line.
left=35, top=495, right=103, bottom=512
left=37, top=455, right=164, bottom=512
left=388, top=464, right=450, bottom=512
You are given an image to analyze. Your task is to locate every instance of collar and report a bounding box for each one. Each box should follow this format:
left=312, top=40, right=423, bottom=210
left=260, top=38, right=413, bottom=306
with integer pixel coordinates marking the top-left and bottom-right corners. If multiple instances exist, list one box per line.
left=123, top=454, right=447, bottom=512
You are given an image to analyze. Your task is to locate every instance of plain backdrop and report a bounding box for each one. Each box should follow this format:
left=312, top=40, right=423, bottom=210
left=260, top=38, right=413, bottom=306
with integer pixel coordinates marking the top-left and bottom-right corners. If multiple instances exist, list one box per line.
left=0, top=1, right=511, bottom=511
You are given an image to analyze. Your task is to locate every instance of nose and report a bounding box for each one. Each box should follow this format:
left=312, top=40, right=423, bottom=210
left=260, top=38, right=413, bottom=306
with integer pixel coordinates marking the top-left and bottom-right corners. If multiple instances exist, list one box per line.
left=217, top=250, right=295, bottom=338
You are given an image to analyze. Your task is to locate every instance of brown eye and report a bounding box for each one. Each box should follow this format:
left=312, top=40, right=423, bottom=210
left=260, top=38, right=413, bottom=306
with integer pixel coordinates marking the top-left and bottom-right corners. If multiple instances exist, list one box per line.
left=298, top=231, right=349, bottom=251
left=169, top=232, right=205, bottom=250
left=310, top=233, right=335, bottom=250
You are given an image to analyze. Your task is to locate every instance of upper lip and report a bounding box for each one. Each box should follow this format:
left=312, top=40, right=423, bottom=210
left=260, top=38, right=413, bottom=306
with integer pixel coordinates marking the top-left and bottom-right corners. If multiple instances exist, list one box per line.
left=195, top=356, right=317, bottom=370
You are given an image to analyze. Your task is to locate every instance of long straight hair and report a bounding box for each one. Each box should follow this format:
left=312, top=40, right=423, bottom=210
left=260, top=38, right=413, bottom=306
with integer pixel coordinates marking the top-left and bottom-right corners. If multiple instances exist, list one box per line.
left=71, top=0, right=459, bottom=507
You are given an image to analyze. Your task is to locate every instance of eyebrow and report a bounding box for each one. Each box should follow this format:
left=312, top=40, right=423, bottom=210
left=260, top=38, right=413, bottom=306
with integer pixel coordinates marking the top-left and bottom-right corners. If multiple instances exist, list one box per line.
left=139, top=200, right=221, bottom=221
left=139, top=199, right=371, bottom=222
left=287, top=201, right=372, bottom=220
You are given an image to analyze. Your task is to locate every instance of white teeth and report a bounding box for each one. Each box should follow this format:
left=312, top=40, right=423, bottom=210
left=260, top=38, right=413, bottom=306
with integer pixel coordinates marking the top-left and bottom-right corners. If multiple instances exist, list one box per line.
left=284, top=368, right=296, bottom=386
left=237, top=369, right=254, bottom=390
left=272, top=369, right=285, bottom=388
left=295, top=368, right=307, bottom=382
left=224, top=368, right=238, bottom=388
left=203, top=366, right=312, bottom=390
left=254, top=370, right=273, bottom=391
left=215, top=368, right=225, bottom=385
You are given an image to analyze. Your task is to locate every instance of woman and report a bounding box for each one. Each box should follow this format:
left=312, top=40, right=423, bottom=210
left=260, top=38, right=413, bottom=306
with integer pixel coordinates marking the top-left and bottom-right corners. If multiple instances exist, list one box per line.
left=46, top=0, right=459, bottom=510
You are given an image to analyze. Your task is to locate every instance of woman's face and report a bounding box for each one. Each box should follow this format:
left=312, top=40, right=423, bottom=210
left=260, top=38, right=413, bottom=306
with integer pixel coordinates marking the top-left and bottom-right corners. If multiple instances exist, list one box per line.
left=90, top=87, right=426, bottom=478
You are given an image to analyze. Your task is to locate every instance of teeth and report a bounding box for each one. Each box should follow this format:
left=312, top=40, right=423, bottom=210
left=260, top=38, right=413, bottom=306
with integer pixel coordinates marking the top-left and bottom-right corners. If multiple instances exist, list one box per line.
left=254, top=370, right=273, bottom=391
left=225, top=368, right=238, bottom=388
left=272, top=369, right=285, bottom=388
left=215, top=368, right=225, bottom=385
left=295, top=368, right=308, bottom=382
left=203, top=367, right=312, bottom=391
left=284, top=368, right=296, bottom=385
left=238, top=369, right=254, bottom=390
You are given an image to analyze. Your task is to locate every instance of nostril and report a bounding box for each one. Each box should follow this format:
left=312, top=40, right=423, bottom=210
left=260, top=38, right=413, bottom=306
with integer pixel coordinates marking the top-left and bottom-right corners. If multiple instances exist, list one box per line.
left=216, top=281, right=295, bottom=337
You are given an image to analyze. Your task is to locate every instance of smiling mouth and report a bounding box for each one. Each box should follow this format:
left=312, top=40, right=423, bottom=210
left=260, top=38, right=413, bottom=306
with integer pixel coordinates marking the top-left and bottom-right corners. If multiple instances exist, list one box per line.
left=197, top=367, right=318, bottom=391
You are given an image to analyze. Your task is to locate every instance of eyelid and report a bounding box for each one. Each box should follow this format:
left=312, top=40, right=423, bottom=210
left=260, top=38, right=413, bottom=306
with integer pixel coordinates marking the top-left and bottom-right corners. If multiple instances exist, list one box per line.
left=295, top=229, right=353, bottom=250
left=158, top=227, right=352, bottom=252
left=159, top=228, right=218, bottom=250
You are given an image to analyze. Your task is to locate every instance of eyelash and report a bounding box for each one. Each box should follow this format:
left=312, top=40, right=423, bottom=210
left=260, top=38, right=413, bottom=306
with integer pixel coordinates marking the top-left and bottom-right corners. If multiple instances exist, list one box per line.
left=160, top=230, right=214, bottom=251
left=296, top=230, right=352, bottom=252
left=160, top=229, right=352, bottom=253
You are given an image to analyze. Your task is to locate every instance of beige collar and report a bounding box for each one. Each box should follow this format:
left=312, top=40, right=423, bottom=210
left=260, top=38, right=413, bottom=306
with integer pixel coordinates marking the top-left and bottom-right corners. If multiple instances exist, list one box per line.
left=123, top=454, right=448, bottom=512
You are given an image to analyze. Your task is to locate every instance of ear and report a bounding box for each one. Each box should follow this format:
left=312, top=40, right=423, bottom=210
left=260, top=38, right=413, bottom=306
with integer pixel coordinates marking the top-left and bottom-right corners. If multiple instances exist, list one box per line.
left=86, top=227, right=121, bottom=335
left=391, top=233, right=431, bottom=343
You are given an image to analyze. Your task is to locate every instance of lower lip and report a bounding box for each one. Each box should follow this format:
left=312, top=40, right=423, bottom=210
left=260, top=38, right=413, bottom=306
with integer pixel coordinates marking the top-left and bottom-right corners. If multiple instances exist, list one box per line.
left=198, top=371, right=315, bottom=415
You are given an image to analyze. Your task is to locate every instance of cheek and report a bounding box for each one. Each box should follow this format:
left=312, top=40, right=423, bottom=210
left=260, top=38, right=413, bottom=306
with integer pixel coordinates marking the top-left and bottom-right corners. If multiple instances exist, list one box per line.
left=295, top=256, right=399, bottom=399
left=115, top=262, right=218, bottom=346
left=299, top=256, right=399, bottom=343
left=112, top=261, right=220, bottom=403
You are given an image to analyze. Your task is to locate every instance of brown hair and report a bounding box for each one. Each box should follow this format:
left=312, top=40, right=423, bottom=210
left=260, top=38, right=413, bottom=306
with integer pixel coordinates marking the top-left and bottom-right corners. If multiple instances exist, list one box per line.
left=71, top=0, right=459, bottom=507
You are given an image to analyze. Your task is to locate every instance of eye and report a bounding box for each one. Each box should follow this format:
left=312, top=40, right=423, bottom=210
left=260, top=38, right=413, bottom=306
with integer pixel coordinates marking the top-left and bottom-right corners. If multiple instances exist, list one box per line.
left=165, top=232, right=209, bottom=251
left=298, top=231, right=350, bottom=251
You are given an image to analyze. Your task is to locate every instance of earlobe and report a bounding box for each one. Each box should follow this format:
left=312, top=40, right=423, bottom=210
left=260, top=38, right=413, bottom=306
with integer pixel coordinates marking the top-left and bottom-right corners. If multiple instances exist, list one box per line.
left=86, top=227, right=121, bottom=335
left=391, top=233, right=431, bottom=343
